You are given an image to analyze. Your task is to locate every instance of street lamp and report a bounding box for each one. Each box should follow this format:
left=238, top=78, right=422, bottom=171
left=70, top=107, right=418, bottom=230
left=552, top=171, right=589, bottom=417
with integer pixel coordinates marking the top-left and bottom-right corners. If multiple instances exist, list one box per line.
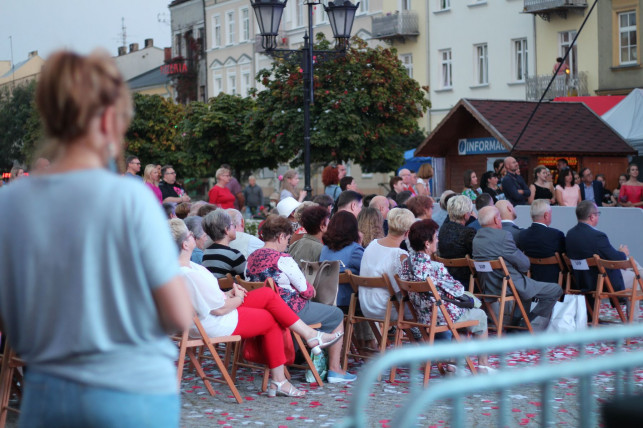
left=250, top=0, right=359, bottom=196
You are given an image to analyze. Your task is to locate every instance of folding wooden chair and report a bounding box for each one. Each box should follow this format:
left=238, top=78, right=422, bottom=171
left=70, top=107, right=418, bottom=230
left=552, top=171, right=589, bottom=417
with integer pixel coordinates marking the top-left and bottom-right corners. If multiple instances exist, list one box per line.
left=0, top=339, right=24, bottom=428
left=594, top=256, right=642, bottom=325
left=393, top=274, right=479, bottom=384
left=342, top=272, right=397, bottom=371
left=562, top=254, right=614, bottom=325
left=467, top=257, right=533, bottom=337
left=172, top=316, right=243, bottom=404
left=217, top=273, right=235, bottom=291
left=433, top=255, right=475, bottom=291
left=527, top=252, right=565, bottom=287
left=233, top=276, right=324, bottom=388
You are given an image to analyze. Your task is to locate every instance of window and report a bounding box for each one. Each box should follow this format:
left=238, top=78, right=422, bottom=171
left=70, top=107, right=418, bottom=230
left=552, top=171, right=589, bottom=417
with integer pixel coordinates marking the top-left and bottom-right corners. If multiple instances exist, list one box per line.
left=214, top=73, right=223, bottom=95
left=401, top=0, right=411, bottom=11
left=475, top=43, right=488, bottom=85
left=241, top=8, right=250, bottom=42
left=228, top=73, right=237, bottom=95
left=619, top=11, right=637, bottom=64
left=226, top=11, right=235, bottom=45
left=559, top=30, right=578, bottom=77
left=512, top=39, right=528, bottom=81
left=175, top=33, right=182, bottom=56
left=401, top=54, right=413, bottom=78
left=296, top=0, right=305, bottom=27
left=438, top=0, right=450, bottom=10
left=318, top=0, right=328, bottom=23
left=359, top=0, right=368, bottom=14
left=197, top=27, right=205, bottom=53
left=213, top=15, right=221, bottom=48
left=241, top=71, right=251, bottom=97
left=439, top=49, right=452, bottom=89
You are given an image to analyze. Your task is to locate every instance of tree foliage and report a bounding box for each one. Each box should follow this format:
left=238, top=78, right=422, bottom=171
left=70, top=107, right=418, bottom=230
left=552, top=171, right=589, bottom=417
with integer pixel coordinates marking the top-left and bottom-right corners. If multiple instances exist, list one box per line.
left=248, top=36, right=430, bottom=172
left=0, top=81, right=42, bottom=169
left=181, top=93, right=280, bottom=179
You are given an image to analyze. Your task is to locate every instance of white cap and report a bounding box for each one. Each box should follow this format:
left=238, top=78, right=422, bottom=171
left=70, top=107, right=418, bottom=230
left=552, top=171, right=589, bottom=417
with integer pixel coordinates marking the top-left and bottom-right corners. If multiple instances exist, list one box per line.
left=277, top=197, right=300, bottom=217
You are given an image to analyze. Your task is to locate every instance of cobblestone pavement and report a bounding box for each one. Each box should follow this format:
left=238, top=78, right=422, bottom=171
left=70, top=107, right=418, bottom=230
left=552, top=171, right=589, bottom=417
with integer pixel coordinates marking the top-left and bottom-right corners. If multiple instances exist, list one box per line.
left=6, top=305, right=643, bottom=427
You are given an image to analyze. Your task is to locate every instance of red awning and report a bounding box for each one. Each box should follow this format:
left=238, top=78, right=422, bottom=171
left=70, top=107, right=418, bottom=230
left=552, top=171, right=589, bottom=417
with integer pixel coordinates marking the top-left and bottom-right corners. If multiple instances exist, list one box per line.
left=553, top=96, right=626, bottom=116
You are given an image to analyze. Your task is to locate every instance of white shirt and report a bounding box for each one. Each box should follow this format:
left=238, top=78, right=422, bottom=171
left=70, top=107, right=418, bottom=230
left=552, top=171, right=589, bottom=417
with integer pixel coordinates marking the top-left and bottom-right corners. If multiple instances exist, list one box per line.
left=181, top=262, right=238, bottom=337
left=229, top=231, right=264, bottom=259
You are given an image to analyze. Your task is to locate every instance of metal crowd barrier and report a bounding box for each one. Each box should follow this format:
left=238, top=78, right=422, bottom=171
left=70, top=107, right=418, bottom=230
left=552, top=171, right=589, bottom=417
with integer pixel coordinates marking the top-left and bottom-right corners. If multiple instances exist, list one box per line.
left=339, top=323, right=643, bottom=427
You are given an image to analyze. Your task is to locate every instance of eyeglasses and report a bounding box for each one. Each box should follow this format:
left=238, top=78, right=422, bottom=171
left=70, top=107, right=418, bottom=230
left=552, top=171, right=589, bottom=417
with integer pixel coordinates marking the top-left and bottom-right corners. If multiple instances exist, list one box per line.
left=591, top=211, right=601, bottom=217
left=165, top=171, right=176, bottom=175
left=130, top=161, right=141, bottom=165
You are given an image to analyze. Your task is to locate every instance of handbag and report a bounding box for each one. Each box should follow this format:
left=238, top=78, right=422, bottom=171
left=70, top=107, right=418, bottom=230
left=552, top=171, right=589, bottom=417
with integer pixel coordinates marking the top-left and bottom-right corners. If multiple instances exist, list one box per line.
left=546, top=294, right=588, bottom=333
left=242, top=328, right=295, bottom=366
left=442, top=291, right=481, bottom=309
left=300, top=260, right=340, bottom=306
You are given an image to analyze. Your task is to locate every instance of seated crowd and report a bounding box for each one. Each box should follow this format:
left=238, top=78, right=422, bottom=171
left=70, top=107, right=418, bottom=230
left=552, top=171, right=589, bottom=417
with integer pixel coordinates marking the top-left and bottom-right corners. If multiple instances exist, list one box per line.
left=143, top=157, right=642, bottom=391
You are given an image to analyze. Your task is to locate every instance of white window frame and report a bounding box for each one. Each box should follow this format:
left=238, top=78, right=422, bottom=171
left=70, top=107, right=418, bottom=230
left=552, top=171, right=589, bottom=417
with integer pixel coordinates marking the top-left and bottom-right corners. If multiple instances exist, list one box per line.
left=318, top=0, right=329, bottom=23
left=228, top=72, right=237, bottom=95
left=401, top=0, right=411, bottom=11
left=213, top=15, right=221, bottom=48
left=618, top=11, right=637, bottom=65
left=213, top=72, right=223, bottom=96
left=512, top=38, right=528, bottom=82
left=559, top=30, right=578, bottom=77
left=241, top=69, right=251, bottom=97
left=438, top=0, right=450, bottom=11
left=174, top=32, right=182, bottom=57
left=240, top=8, right=250, bottom=42
left=439, top=49, right=452, bottom=89
left=474, top=43, right=488, bottom=85
left=401, top=54, right=413, bottom=78
left=296, top=0, right=305, bottom=28
left=226, top=11, right=235, bottom=46
left=358, top=0, right=368, bottom=14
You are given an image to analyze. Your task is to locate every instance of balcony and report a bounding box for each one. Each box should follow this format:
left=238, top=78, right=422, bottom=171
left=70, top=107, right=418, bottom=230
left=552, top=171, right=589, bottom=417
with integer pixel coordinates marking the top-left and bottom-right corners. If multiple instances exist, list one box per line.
left=525, top=72, right=589, bottom=101
left=523, top=0, right=587, bottom=20
left=372, top=11, right=419, bottom=42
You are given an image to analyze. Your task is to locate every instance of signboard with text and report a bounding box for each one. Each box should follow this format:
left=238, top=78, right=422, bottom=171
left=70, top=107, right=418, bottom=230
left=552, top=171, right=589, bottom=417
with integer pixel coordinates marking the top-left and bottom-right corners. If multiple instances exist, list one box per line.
left=458, top=138, right=509, bottom=156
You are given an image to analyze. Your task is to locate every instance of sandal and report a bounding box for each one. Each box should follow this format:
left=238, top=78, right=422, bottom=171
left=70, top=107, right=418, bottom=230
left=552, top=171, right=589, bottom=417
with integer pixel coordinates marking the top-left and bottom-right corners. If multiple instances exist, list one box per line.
left=306, top=331, right=344, bottom=355
left=267, top=379, right=306, bottom=398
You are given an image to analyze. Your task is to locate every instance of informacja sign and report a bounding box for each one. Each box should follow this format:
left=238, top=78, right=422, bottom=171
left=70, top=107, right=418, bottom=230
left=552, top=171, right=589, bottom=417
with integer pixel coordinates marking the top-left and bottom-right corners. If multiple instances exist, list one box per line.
left=458, top=138, right=509, bottom=156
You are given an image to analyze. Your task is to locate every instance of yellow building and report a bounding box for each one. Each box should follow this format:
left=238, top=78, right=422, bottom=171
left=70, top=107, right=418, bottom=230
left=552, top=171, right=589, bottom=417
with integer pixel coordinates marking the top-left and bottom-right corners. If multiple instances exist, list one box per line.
left=0, top=51, right=44, bottom=94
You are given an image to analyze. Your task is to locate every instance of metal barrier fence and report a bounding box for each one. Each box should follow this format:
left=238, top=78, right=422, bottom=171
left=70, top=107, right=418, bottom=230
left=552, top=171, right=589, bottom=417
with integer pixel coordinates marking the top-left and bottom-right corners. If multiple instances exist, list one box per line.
left=339, top=323, right=643, bottom=427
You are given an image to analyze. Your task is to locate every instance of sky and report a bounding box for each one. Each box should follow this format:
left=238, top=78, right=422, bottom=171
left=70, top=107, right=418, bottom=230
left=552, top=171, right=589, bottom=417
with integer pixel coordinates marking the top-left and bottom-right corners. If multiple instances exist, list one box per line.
left=0, top=0, right=172, bottom=62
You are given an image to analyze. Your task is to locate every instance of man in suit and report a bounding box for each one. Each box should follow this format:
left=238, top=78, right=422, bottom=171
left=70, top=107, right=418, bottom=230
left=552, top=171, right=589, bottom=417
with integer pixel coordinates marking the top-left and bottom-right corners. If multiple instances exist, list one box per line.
left=566, top=201, right=629, bottom=292
left=473, top=206, right=563, bottom=331
left=517, top=199, right=565, bottom=284
left=467, top=193, right=494, bottom=231
left=496, top=200, right=521, bottom=243
left=579, top=167, right=604, bottom=206
left=501, top=156, right=531, bottom=206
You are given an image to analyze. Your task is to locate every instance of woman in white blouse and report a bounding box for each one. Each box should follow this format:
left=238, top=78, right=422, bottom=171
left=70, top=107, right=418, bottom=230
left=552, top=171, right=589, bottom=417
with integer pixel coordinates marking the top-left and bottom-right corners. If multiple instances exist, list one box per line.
left=169, top=219, right=343, bottom=398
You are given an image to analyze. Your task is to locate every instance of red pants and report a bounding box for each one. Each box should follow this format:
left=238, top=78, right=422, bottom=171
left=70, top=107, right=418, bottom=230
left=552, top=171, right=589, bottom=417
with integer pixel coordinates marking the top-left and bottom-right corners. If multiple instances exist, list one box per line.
left=232, top=287, right=300, bottom=369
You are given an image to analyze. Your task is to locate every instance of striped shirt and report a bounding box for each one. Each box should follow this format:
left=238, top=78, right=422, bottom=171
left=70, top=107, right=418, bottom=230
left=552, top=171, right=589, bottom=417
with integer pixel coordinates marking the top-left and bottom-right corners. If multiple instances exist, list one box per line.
left=202, top=243, right=246, bottom=279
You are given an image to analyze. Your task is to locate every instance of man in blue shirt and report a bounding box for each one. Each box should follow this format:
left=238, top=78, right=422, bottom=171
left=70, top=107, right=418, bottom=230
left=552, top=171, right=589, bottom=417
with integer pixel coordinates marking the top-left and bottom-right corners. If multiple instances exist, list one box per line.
left=579, top=167, right=604, bottom=206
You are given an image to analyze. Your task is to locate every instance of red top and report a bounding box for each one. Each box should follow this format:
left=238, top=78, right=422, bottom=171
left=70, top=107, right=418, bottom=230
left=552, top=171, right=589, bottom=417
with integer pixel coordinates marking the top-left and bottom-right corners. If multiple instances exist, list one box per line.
left=208, top=185, right=236, bottom=208
left=619, top=184, right=643, bottom=208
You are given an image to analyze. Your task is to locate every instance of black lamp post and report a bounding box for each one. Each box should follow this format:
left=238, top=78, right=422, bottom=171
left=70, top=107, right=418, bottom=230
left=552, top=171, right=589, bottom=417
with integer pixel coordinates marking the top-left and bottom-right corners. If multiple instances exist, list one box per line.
left=251, top=0, right=359, bottom=196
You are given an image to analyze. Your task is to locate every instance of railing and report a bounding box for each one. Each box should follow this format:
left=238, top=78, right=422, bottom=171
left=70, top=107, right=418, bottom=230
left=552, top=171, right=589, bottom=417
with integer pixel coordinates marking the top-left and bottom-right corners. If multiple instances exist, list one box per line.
left=372, top=11, right=419, bottom=40
left=524, top=0, right=587, bottom=13
left=525, top=71, right=588, bottom=100
left=339, top=323, right=643, bottom=427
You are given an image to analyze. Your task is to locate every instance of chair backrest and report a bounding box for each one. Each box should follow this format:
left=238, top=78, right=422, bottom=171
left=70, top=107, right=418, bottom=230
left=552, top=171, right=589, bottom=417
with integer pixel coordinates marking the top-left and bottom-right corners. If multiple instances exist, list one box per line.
left=235, top=275, right=275, bottom=292
left=338, top=269, right=352, bottom=285
left=467, top=257, right=514, bottom=294
left=348, top=273, right=396, bottom=296
left=527, top=252, right=565, bottom=285
left=528, top=252, right=564, bottom=270
left=218, top=273, right=235, bottom=291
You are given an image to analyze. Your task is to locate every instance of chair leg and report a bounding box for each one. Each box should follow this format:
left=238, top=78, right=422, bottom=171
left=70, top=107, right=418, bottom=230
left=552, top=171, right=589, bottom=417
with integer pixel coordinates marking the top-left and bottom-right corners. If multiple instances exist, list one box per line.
left=187, top=348, right=216, bottom=396
left=293, top=333, right=323, bottom=386
left=512, top=297, right=533, bottom=334
left=342, top=321, right=355, bottom=372
left=0, top=349, right=17, bottom=428
left=497, top=296, right=506, bottom=338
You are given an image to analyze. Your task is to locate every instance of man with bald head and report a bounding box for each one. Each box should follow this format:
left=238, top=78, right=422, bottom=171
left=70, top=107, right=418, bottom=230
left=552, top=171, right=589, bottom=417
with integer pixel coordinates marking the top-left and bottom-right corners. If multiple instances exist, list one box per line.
left=398, top=168, right=416, bottom=195
left=501, top=156, right=530, bottom=206
left=496, top=200, right=521, bottom=243
left=370, top=195, right=390, bottom=235
left=473, top=206, right=562, bottom=331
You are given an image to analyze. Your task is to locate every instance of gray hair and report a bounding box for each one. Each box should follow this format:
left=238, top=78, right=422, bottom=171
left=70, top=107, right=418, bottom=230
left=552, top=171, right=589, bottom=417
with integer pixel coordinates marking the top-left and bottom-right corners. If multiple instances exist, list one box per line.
left=439, top=190, right=455, bottom=210
left=215, top=167, right=230, bottom=180
left=294, top=201, right=317, bottom=223
left=184, top=216, right=205, bottom=240
left=447, top=195, right=473, bottom=222
left=202, top=208, right=231, bottom=242
left=387, top=208, right=415, bottom=236
left=576, top=200, right=597, bottom=221
left=169, top=218, right=189, bottom=251
left=530, top=199, right=551, bottom=220
left=226, top=209, right=244, bottom=227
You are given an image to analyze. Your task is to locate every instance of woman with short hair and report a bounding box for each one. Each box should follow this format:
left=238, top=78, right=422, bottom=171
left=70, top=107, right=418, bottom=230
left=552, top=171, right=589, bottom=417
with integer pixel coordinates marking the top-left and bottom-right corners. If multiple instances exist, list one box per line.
left=405, top=195, right=434, bottom=220
left=555, top=167, right=581, bottom=207
left=208, top=167, right=236, bottom=209
left=184, top=216, right=210, bottom=264
left=201, top=208, right=246, bottom=278
left=480, top=171, right=505, bottom=204
left=171, top=219, right=343, bottom=397
left=246, top=215, right=355, bottom=383
left=437, top=195, right=476, bottom=286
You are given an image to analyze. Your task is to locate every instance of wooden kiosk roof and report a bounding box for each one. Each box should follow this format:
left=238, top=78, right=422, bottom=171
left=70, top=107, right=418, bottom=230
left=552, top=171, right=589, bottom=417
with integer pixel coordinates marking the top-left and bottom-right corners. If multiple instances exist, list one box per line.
left=415, top=99, right=635, bottom=157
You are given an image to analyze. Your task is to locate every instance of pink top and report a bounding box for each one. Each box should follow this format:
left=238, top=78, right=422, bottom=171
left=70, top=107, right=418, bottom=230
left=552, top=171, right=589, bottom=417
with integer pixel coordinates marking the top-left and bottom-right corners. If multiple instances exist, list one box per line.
left=555, top=184, right=581, bottom=207
left=145, top=182, right=163, bottom=203
left=619, top=184, right=643, bottom=208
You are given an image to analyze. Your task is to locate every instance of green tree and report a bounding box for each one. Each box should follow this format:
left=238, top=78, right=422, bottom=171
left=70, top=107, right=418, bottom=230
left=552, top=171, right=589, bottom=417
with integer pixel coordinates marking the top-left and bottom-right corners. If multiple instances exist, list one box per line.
left=125, top=93, right=186, bottom=175
left=181, top=93, right=280, bottom=179
left=248, top=36, right=430, bottom=172
left=0, top=81, right=41, bottom=169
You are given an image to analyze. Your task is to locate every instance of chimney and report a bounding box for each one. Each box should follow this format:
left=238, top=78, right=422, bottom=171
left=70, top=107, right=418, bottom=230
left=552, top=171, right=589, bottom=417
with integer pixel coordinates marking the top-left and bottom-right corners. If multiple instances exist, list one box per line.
left=145, top=38, right=154, bottom=48
left=117, top=46, right=127, bottom=56
left=164, top=47, right=172, bottom=62
left=129, top=43, right=139, bottom=53
left=28, top=50, right=38, bottom=58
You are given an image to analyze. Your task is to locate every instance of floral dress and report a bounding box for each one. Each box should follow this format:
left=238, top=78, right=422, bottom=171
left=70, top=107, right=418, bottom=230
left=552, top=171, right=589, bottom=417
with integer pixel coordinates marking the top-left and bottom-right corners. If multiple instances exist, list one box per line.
left=399, top=252, right=465, bottom=325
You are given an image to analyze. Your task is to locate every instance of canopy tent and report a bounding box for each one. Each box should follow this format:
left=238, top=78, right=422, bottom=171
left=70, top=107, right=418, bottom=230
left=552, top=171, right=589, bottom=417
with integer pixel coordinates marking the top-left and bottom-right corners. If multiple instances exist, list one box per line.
left=397, top=149, right=432, bottom=174
left=554, top=95, right=625, bottom=116
left=602, top=88, right=643, bottom=155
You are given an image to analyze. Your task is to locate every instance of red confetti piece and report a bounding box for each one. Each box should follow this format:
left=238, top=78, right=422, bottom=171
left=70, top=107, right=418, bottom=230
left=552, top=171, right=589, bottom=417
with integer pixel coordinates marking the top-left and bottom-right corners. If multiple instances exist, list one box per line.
left=290, top=402, right=298, bottom=405
left=286, top=417, right=294, bottom=420
left=482, top=413, right=491, bottom=416
left=526, top=413, right=536, bottom=418
left=278, top=426, right=288, bottom=428
left=491, top=406, right=499, bottom=409
left=221, top=413, right=229, bottom=416
left=528, top=401, right=541, bottom=406
left=512, top=408, right=522, bottom=413
left=245, top=397, right=255, bottom=401
left=217, top=421, right=226, bottom=425
left=559, top=409, right=568, bottom=413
